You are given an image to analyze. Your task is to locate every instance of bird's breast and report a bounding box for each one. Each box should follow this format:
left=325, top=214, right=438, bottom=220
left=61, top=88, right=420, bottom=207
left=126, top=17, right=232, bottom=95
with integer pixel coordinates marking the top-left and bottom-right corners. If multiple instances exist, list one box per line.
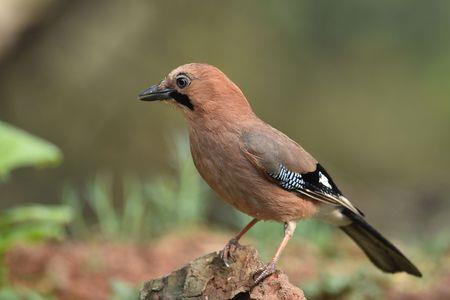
left=189, top=128, right=250, bottom=201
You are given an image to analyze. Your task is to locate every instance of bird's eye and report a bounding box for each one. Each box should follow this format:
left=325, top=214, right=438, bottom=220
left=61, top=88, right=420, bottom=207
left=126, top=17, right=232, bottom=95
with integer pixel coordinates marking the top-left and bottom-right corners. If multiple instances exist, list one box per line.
left=176, top=76, right=190, bottom=89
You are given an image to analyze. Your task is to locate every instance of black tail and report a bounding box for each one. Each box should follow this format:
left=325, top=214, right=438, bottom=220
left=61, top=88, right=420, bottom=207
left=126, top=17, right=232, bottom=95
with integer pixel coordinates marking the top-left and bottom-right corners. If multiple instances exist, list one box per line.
left=340, top=208, right=422, bottom=277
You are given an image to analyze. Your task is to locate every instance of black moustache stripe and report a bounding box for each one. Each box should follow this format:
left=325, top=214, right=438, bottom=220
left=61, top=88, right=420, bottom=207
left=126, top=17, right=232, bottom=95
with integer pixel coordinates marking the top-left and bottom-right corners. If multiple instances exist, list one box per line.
left=170, top=91, right=194, bottom=111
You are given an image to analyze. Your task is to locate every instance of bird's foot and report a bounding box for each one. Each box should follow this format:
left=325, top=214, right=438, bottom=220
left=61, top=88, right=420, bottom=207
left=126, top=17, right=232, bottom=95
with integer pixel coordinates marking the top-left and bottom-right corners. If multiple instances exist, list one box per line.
left=253, top=261, right=276, bottom=285
left=220, top=237, right=240, bottom=266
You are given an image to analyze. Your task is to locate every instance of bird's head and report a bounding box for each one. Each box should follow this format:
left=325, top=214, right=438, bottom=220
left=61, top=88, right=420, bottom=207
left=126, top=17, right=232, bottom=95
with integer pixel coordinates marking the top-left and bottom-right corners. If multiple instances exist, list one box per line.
left=138, top=63, right=252, bottom=120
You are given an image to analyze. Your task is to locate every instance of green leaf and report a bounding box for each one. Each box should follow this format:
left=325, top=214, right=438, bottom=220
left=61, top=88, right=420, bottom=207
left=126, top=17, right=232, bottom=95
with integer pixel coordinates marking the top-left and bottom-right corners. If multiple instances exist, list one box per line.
left=0, top=287, right=56, bottom=300
left=0, top=223, right=65, bottom=254
left=110, top=279, right=137, bottom=300
left=122, top=176, right=146, bottom=239
left=0, top=121, right=62, bottom=177
left=61, top=185, right=89, bottom=238
left=0, top=287, right=21, bottom=300
left=0, top=205, right=73, bottom=255
left=0, top=204, right=73, bottom=229
left=87, top=175, right=120, bottom=238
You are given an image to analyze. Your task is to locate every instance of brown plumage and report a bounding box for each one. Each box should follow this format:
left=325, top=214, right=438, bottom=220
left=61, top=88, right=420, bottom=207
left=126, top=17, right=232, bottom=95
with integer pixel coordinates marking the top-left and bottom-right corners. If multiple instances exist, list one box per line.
left=138, top=63, right=422, bottom=283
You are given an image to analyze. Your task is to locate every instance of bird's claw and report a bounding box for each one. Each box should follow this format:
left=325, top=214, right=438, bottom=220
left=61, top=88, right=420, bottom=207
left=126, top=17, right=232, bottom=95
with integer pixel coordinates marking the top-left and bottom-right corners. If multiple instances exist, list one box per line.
left=253, top=262, right=276, bottom=285
left=220, top=237, right=240, bottom=265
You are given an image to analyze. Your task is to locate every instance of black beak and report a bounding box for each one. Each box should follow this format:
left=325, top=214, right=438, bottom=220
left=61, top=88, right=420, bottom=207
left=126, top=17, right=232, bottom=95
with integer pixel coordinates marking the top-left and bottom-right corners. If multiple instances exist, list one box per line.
left=138, top=84, right=176, bottom=101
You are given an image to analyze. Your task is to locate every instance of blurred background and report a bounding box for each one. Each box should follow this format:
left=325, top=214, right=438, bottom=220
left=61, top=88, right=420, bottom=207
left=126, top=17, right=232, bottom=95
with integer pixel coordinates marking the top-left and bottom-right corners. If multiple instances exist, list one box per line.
left=0, top=0, right=449, bottom=299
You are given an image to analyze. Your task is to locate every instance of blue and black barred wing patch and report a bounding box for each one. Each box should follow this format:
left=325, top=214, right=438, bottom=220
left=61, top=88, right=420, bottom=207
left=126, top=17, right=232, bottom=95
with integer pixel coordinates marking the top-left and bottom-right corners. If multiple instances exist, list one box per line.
left=270, top=163, right=362, bottom=215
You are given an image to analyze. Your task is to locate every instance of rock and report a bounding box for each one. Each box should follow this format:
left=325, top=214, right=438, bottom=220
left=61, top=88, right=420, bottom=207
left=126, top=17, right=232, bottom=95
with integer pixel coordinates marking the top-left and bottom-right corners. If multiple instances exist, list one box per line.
left=139, top=244, right=306, bottom=300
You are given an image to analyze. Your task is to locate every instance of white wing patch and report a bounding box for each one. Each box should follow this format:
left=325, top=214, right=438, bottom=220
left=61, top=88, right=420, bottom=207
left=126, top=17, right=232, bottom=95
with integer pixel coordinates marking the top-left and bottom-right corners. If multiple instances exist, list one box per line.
left=318, top=171, right=332, bottom=189
left=270, top=163, right=363, bottom=216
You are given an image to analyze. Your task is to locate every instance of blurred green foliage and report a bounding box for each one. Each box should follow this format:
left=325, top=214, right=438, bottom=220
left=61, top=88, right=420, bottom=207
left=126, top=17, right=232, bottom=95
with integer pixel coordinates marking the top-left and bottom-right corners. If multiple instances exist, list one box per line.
left=0, top=205, right=72, bottom=256
left=302, top=271, right=384, bottom=300
left=63, top=135, right=206, bottom=240
left=0, top=121, right=67, bottom=298
left=236, top=215, right=334, bottom=260
left=0, top=286, right=56, bottom=300
left=109, top=280, right=137, bottom=300
left=0, top=0, right=449, bottom=239
left=0, top=121, right=61, bottom=179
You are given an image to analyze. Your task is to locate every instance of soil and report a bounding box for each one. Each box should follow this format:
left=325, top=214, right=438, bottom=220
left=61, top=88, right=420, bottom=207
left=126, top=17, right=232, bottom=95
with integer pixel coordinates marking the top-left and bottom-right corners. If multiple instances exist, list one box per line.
left=6, top=230, right=226, bottom=300
left=5, top=230, right=450, bottom=300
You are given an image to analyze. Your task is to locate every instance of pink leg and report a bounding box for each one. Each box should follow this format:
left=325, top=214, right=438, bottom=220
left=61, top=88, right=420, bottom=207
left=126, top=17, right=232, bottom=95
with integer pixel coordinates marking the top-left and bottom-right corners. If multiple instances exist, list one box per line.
left=221, top=218, right=259, bottom=261
left=253, top=221, right=296, bottom=285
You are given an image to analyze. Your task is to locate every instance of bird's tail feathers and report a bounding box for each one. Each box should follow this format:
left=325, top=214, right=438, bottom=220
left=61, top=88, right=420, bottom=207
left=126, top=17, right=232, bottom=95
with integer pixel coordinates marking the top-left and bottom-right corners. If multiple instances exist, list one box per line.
left=339, top=208, right=422, bottom=277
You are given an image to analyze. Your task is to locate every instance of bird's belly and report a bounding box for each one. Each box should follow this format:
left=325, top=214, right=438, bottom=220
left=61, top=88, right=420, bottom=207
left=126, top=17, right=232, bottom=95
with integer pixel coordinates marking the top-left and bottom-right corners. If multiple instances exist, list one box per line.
left=190, top=139, right=317, bottom=221
left=192, top=149, right=258, bottom=213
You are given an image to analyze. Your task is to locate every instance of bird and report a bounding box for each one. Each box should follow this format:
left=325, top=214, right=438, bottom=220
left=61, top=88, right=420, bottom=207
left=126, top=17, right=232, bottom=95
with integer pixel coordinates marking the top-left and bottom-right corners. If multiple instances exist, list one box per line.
left=138, top=63, right=422, bottom=284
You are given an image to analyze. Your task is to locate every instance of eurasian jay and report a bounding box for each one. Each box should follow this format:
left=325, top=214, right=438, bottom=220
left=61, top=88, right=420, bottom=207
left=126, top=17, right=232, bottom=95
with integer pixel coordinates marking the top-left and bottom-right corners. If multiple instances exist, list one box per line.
left=138, top=63, right=422, bottom=283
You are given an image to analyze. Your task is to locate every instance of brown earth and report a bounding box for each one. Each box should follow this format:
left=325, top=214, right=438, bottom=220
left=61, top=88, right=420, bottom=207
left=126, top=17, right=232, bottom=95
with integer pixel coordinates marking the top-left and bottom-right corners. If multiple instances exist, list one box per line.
left=5, top=229, right=450, bottom=300
left=6, top=230, right=226, bottom=300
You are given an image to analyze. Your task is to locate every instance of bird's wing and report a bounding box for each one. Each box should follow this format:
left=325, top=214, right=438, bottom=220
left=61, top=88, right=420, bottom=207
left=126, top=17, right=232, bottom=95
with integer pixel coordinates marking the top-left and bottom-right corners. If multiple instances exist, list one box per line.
left=240, top=129, right=363, bottom=216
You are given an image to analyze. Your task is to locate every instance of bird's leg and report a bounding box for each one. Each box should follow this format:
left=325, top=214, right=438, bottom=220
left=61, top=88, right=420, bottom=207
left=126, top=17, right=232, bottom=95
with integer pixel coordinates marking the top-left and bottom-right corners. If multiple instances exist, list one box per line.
left=220, top=218, right=259, bottom=262
left=253, top=221, right=296, bottom=285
